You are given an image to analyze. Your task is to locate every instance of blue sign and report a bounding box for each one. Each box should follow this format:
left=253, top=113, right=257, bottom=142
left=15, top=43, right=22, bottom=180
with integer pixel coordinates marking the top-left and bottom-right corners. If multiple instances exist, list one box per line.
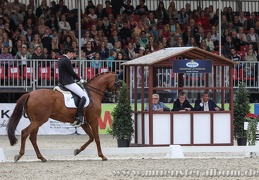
left=173, top=60, right=212, bottom=73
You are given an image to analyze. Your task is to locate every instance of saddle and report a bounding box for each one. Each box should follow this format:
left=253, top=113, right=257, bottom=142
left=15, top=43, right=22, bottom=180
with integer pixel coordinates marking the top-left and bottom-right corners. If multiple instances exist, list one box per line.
left=53, top=83, right=80, bottom=108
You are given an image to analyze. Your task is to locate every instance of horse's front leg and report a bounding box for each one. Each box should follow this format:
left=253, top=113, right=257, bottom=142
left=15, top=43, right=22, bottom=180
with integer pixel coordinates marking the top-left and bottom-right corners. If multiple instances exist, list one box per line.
left=91, top=121, right=107, bottom=161
left=74, top=123, right=94, bottom=156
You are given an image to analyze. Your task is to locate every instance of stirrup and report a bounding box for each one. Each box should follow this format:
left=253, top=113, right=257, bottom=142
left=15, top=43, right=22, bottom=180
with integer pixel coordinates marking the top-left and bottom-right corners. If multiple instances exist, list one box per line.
left=71, top=117, right=84, bottom=126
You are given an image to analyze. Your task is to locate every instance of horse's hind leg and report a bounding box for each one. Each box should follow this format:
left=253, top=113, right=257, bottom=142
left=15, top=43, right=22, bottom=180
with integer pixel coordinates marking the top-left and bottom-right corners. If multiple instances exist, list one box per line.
left=74, top=123, right=94, bottom=156
left=29, top=128, right=47, bottom=162
left=14, top=123, right=39, bottom=162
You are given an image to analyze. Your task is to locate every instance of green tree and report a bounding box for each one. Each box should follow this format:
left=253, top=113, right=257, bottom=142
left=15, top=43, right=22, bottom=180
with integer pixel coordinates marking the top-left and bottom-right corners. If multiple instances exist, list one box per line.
left=234, top=82, right=250, bottom=139
left=108, top=82, right=134, bottom=141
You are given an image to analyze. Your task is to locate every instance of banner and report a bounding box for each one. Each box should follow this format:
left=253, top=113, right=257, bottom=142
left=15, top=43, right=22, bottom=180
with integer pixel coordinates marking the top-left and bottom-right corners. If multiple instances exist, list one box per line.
left=0, top=104, right=116, bottom=135
left=173, top=60, right=212, bottom=73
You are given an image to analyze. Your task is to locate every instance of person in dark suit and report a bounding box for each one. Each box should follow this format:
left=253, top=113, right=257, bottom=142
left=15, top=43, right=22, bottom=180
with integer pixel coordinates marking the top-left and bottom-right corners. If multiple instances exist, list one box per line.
left=58, top=45, right=89, bottom=125
left=194, top=91, right=221, bottom=111
left=172, top=91, right=193, bottom=111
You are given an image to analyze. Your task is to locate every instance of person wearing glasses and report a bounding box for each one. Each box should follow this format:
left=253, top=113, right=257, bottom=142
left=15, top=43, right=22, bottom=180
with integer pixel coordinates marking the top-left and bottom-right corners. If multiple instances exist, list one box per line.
left=145, top=94, right=170, bottom=111
left=172, top=91, right=194, bottom=111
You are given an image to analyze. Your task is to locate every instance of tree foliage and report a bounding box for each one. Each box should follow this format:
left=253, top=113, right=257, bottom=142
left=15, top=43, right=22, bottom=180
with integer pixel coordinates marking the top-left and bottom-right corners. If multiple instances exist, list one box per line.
left=108, top=82, right=134, bottom=140
left=234, top=82, right=250, bottom=139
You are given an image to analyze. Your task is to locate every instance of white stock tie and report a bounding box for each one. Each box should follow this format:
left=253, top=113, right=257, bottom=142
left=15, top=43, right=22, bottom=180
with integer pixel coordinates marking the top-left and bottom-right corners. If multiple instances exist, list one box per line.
left=204, top=102, right=209, bottom=111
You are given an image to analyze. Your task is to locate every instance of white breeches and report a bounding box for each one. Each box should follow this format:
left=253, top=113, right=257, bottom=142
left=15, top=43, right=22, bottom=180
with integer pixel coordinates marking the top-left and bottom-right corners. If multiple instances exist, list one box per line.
left=65, top=83, right=90, bottom=107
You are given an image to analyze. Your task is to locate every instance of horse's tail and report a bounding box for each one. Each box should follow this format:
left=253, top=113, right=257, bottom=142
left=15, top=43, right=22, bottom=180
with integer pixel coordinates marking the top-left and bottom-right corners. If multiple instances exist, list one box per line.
left=7, top=93, right=30, bottom=146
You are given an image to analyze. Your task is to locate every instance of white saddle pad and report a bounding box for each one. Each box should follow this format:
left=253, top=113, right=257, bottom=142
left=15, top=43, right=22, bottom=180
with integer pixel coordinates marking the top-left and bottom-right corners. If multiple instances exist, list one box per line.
left=54, top=86, right=89, bottom=108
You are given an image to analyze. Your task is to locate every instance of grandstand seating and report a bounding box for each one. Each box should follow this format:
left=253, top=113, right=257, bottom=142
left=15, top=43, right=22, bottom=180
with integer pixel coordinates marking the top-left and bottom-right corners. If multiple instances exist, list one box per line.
left=8, top=67, right=21, bottom=79
left=23, top=67, right=34, bottom=79
left=85, top=67, right=95, bottom=80
left=0, top=66, right=6, bottom=80
left=38, top=67, right=52, bottom=80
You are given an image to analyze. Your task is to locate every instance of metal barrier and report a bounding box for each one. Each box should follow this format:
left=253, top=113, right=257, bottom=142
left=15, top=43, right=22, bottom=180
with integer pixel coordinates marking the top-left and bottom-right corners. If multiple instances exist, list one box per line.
left=0, top=59, right=126, bottom=92
left=8, top=0, right=259, bottom=13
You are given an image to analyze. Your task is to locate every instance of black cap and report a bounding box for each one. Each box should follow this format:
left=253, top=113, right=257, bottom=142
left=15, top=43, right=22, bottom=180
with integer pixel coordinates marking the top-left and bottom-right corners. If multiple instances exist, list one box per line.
left=63, top=45, right=75, bottom=53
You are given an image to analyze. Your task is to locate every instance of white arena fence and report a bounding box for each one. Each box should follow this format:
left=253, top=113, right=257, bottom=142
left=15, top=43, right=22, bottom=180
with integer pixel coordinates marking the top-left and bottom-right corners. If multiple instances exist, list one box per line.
left=9, top=0, right=259, bottom=14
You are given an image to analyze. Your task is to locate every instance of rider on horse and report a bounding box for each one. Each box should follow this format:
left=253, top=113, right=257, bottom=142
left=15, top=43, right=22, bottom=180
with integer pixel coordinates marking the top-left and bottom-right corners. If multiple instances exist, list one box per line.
left=58, top=45, right=89, bottom=125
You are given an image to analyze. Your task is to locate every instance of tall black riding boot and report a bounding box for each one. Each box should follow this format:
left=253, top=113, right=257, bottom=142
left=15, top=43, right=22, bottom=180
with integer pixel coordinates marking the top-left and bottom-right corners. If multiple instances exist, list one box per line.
left=74, top=97, right=86, bottom=126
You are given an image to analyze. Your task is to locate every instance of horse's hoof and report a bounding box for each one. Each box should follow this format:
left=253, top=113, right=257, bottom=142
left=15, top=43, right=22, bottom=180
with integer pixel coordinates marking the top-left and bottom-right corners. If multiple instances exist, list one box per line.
left=40, top=157, right=47, bottom=162
left=102, top=156, right=108, bottom=161
left=74, top=149, right=80, bottom=156
left=14, top=155, right=20, bottom=163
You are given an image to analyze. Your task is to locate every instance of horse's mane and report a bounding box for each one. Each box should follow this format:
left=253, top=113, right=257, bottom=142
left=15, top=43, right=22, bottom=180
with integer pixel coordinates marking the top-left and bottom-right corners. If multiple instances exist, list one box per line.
left=86, top=72, right=115, bottom=84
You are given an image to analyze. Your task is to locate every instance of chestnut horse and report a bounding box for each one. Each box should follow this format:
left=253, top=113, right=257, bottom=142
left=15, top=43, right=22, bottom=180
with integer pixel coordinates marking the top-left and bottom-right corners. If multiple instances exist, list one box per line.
left=7, top=72, right=119, bottom=162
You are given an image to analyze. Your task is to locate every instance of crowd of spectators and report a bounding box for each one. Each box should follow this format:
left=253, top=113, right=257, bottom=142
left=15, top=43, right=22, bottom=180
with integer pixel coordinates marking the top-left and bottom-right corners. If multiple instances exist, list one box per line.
left=0, top=0, right=259, bottom=76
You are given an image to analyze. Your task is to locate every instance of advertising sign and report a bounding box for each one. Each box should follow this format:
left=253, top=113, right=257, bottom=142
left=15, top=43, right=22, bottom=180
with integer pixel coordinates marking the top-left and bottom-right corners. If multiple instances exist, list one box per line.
left=173, top=60, right=212, bottom=73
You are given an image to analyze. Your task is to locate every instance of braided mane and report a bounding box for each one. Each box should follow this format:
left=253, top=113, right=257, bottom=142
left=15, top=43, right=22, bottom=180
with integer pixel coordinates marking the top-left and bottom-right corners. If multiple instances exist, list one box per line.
left=86, top=72, right=115, bottom=84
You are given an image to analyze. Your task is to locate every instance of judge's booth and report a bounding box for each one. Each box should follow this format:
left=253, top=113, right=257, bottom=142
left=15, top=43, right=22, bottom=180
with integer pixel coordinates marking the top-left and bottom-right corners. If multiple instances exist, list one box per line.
left=122, top=47, right=237, bottom=146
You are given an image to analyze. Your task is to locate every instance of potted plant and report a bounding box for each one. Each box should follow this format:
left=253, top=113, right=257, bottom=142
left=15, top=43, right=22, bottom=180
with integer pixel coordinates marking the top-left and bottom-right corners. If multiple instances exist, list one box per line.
left=234, top=82, right=250, bottom=146
left=108, top=82, right=134, bottom=147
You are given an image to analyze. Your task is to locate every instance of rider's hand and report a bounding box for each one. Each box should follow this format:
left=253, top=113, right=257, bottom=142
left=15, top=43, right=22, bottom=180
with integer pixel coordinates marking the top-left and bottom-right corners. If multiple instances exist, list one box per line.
left=80, top=79, right=85, bottom=84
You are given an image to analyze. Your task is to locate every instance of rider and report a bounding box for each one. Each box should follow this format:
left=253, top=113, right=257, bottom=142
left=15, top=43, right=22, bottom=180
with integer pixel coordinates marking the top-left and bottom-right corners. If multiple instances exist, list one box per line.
left=58, top=45, right=89, bottom=125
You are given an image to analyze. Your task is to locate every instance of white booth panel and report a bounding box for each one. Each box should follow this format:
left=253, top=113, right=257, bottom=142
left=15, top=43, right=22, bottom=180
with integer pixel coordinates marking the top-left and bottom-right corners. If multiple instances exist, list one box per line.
left=137, top=114, right=142, bottom=144
left=144, top=114, right=149, bottom=145
left=173, top=114, right=191, bottom=144
left=213, top=113, right=231, bottom=143
left=193, top=113, right=211, bottom=144
left=153, top=114, right=171, bottom=145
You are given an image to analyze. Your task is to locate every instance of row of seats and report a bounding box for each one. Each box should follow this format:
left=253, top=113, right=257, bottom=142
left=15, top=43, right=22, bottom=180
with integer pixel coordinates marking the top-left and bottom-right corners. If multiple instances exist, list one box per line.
left=0, top=67, right=110, bottom=81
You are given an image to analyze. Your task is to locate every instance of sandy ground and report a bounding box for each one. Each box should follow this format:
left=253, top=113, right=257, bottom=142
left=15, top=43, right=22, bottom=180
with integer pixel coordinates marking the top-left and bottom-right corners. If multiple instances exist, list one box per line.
left=1, top=134, right=259, bottom=180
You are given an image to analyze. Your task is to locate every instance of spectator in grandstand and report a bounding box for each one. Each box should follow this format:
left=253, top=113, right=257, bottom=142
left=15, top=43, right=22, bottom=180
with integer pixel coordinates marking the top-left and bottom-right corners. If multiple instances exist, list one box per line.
left=37, top=17, right=49, bottom=36
left=194, top=27, right=205, bottom=47
left=10, top=5, right=24, bottom=28
left=170, top=32, right=180, bottom=47
left=15, top=45, right=32, bottom=70
left=204, top=33, right=214, bottom=52
left=200, top=39, right=210, bottom=51
left=210, top=26, right=219, bottom=46
left=101, top=1, right=113, bottom=18
left=68, top=30, right=78, bottom=44
left=95, top=4, right=103, bottom=19
left=4, top=2, right=14, bottom=17
left=114, top=52, right=124, bottom=74
left=248, top=44, right=258, bottom=56
left=62, top=35, right=73, bottom=49
left=11, top=39, right=22, bottom=56
left=182, top=26, right=193, bottom=46
left=124, top=42, right=136, bottom=60
left=29, top=33, right=43, bottom=51
left=88, top=8, right=98, bottom=23
left=106, top=50, right=117, bottom=72
left=167, top=2, right=178, bottom=20
left=178, top=8, right=189, bottom=30
left=2, top=32, right=12, bottom=52
left=111, top=0, right=123, bottom=18
left=41, top=28, right=52, bottom=52
left=102, top=16, right=112, bottom=37
left=166, top=17, right=180, bottom=37
left=66, top=10, right=77, bottom=31
left=229, top=47, right=242, bottom=69
left=194, top=91, right=221, bottom=111
left=221, top=28, right=230, bottom=46
left=223, top=36, right=235, bottom=57
left=155, top=1, right=169, bottom=25
left=27, top=0, right=35, bottom=12
left=174, top=37, right=184, bottom=47
left=84, top=41, right=95, bottom=60
left=161, top=36, right=170, bottom=48
left=135, top=0, right=149, bottom=16
left=24, top=18, right=36, bottom=34
left=97, top=40, right=109, bottom=59
left=147, top=35, right=158, bottom=52
left=11, top=0, right=24, bottom=9
left=0, top=46, right=13, bottom=76
left=114, top=15, right=123, bottom=30
left=59, top=14, right=71, bottom=32
left=150, top=25, right=159, bottom=42
left=50, top=37, right=60, bottom=54
left=92, top=36, right=101, bottom=51
left=239, top=11, right=248, bottom=30
left=25, top=28, right=33, bottom=43
left=244, top=49, right=257, bottom=77
left=245, top=49, right=257, bottom=61
left=91, top=51, right=103, bottom=74
left=247, top=27, right=259, bottom=51
left=186, top=37, right=197, bottom=47
left=237, top=27, right=247, bottom=46
left=228, top=22, right=235, bottom=34
left=71, top=41, right=79, bottom=61
left=133, top=35, right=141, bottom=53
left=119, top=22, right=131, bottom=45
left=85, top=0, right=96, bottom=15
left=110, top=41, right=126, bottom=56
left=210, top=8, right=219, bottom=27
left=103, top=36, right=113, bottom=51
left=145, top=93, right=170, bottom=111
left=139, top=30, right=149, bottom=48
left=23, top=8, right=36, bottom=27
left=36, top=0, right=49, bottom=18
left=55, top=0, right=69, bottom=15
left=19, top=34, right=29, bottom=48
left=123, top=0, right=134, bottom=16
left=136, top=46, right=145, bottom=58
left=46, top=15, right=59, bottom=32
left=31, top=46, right=47, bottom=66
left=133, top=20, right=145, bottom=37
left=185, top=3, right=192, bottom=16
left=233, top=15, right=243, bottom=32
left=80, top=31, right=93, bottom=49
left=198, top=11, right=211, bottom=32
left=226, top=7, right=233, bottom=22
left=109, top=29, right=122, bottom=46
left=220, top=15, right=228, bottom=32
left=231, top=30, right=241, bottom=51
left=247, top=12, right=257, bottom=30
left=172, top=91, right=193, bottom=112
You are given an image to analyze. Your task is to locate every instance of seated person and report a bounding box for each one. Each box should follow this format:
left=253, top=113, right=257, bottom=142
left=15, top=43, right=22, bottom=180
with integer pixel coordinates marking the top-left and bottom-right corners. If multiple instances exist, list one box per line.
left=145, top=94, right=170, bottom=112
left=194, top=91, right=222, bottom=111
left=172, top=91, right=193, bottom=112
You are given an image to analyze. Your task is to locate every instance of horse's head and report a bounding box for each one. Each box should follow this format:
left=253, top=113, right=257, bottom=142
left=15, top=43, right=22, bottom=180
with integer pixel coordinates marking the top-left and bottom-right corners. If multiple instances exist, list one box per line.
left=106, top=73, right=122, bottom=103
